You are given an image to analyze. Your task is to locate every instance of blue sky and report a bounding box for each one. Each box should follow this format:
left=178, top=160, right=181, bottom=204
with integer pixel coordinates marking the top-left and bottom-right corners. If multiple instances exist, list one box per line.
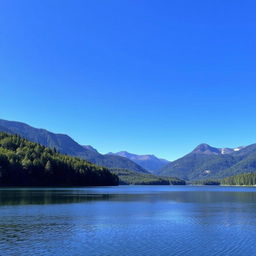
left=0, top=0, right=256, bottom=160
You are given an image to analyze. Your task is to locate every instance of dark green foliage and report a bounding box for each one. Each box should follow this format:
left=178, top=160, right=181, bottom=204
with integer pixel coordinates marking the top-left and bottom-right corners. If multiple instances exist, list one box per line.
left=0, top=132, right=118, bottom=186
left=192, top=179, right=220, bottom=185
left=0, top=119, right=147, bottom=173
left=221, top=173, right=256, bottom=186
left=111, top=168, right=185, bottom=185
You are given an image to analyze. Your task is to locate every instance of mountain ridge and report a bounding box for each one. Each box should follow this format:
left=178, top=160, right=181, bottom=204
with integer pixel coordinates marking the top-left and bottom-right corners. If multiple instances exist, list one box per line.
left=191, top=143, right=244, bottom=155
left=1, top=119, right=256, bottom=181
left=107, top=151, right=169, bottom=172
left=0, top=132, right=118, bottom=186
left=158, top=143, right=256, bottom=180
left=0, top=119, right=148, bottom=173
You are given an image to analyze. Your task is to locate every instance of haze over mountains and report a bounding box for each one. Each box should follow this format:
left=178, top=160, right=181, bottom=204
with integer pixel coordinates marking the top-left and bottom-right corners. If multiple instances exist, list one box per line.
left=1, top=119, right=256, bottom=182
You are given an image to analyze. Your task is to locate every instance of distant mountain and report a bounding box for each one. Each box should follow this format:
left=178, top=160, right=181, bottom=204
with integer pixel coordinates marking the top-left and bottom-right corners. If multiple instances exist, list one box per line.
left=157, top=143, right=256, bottom=181
left=3, top=119, right=256, bottom=181
left=107, top=151, right=169, bottom=172
left=191, top=143, right=222, bottom=155
left=191, top=143, right=244, bottom=155
left=0, top=119, right=148, bottom=173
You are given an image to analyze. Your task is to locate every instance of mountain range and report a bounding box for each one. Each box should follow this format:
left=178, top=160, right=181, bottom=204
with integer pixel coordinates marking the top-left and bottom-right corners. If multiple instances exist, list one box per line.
left=107, top=151, right=169, bottom=171
left=157, top=143, right=256, bottom=180
left=1, top=119, right=256, bottom=182
left=0, top=119, right=148, bottom=173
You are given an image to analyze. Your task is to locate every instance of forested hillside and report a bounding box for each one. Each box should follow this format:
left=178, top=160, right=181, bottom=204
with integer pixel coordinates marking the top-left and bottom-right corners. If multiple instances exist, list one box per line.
left=157, top=153, right=236, bottom=180
left=111, top=168, right=185, bottom=185
left=158, top=143, right=256, bottom=181
left=0, top=119, right=147, bottom=173
left=221, top=173, right=256, bottom=186
left=0, top=132, right=118, bottom=186
left=192, top=173, right=256, bottom=186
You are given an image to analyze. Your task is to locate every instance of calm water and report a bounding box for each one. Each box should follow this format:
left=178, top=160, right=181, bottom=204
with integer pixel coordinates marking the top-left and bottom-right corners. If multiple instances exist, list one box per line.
left=1, top=186, right=256, bottom=256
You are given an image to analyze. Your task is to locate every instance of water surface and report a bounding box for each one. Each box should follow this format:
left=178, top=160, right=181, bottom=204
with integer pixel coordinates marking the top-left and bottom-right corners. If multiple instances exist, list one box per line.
left=1, top=186, right=256, bottom=256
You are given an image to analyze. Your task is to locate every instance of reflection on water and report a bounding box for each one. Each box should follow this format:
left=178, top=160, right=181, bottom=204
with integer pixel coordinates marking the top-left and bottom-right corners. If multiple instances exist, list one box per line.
left=1, top=186, right=256, bottom=256
left=0, top=189, right=115, bottom=205
left=1, top=186, right=256, bottom=205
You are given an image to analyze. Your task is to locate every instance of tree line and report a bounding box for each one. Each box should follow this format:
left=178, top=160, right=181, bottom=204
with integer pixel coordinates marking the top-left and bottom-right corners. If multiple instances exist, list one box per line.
left=111, top=168, right=186, bottom=185
left=193, top=172, right=256, bottom=186
left=0, top=132, right=118, bottom=186
left=221, top=173, right=256, bottom=186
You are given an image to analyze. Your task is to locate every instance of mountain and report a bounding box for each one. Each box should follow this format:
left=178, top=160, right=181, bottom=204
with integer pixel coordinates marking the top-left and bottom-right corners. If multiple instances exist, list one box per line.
left=157, top=143, right=256, bottom=181
left=191, top=143, right=244, bottom=155
left=107, top=151, right=169, bottom=172
left=0, top=132, right=118, bottom=186
left=191, top=143, right=222, bottom=155
left=3, top=118, right=256, bottom=181
left=0, top=119, right=148, bottom=173
left=218, top=149, right=256, bottom=178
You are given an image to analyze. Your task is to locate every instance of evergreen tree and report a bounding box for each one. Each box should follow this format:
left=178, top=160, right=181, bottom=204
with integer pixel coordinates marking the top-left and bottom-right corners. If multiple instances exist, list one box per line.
left=0, top=132, right=118, bottom=186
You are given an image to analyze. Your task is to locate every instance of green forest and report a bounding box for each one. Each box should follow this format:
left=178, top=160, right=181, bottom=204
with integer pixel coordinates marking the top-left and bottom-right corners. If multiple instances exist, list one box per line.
left=111, top=168, right=186, bottom=185
left=192, top=179, right=221, bottom=185
left=193, top=173, right=256, bottom=186
left=0, top=132, right=118, bottom=186
left=221, top=173, right=256, bottom=186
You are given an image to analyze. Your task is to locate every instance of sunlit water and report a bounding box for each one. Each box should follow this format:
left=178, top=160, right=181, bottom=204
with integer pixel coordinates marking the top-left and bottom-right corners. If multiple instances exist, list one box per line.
left=1, top=186, right=256, bottom=256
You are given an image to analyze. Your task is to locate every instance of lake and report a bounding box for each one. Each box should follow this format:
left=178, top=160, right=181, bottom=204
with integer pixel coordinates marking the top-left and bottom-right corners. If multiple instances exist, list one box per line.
left=1, top=185, right=256, bottom=256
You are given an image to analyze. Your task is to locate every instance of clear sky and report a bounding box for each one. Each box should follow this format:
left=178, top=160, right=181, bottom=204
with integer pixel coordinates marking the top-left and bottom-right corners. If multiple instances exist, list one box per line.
left=0, top=0, right=256, bottom=160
